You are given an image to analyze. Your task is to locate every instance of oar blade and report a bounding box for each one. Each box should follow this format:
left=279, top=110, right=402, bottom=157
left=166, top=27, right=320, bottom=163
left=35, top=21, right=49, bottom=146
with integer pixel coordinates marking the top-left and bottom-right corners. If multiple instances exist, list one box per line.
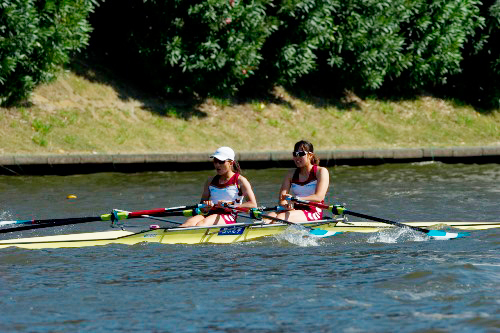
left=308, top=229, right=342, bottom=238
left=426, top=230, right=470, bottom=240
left=0, top=220, right=24, bottom=227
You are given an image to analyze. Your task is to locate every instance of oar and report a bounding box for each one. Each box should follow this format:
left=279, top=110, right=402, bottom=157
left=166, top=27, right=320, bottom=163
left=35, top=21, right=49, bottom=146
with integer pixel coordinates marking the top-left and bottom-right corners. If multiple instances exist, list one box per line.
left=288, top=198, right=469, bottom=240
left=224, top=205, right=341, bottom=238
left=115, top=205, right=204, bottom=219
left=0, top=215, right=113, bottom=234
left=113, top=209, right=185, bottom=226
left=125, top=205, right=284, bottom=228
left=0, top=204, right=201, bottom=227
left=0, top=205, right=203, bottom=234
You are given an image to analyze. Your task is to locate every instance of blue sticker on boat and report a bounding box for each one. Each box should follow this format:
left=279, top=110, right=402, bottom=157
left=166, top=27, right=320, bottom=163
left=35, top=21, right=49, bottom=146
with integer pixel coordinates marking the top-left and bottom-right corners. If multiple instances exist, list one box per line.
left=218, top=226, right=245, bottom=236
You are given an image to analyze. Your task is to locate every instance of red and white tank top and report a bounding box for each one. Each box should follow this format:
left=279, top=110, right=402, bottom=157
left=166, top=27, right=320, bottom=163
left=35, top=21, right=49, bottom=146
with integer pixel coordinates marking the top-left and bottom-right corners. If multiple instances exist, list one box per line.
left=291, top=165, right=324, bottom=219
left=209, top=173, right=243, bottom=204
left=291, top=165, right=319, bottom=198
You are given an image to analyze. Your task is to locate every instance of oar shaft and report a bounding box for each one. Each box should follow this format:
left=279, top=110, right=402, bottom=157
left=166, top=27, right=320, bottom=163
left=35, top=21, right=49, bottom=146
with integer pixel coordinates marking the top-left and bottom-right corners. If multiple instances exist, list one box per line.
left=127, top=208, right=199, bottom=218
left=289, top=199, right=338, bottom=212
left=343, top=209, right=429, bottom=234
left=0, top=216, right=100, bottom=227
left=140, top=215, right=183, bottom=225
left=225, top=205, right=311, bottom=228
left=0, top=216, right=103, bottom=234
left=0, top=205, right=201, bottom=234
left=290, top=198, right=430, bottom=234
left=0, top=208, right=183, bottom=227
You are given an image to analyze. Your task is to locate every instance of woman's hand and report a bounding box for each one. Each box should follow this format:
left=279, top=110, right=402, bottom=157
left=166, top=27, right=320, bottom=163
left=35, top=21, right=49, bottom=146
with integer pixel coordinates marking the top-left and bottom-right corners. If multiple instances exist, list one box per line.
left=280, top=194, right=294, bottom=210
left=214, top=200, right=234, bottom=208
left=201, top=200, right=214, bottom=213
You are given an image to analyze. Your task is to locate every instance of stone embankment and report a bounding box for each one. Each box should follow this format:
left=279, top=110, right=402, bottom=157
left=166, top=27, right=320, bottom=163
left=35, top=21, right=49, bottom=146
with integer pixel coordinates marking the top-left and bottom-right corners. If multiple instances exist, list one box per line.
left=1, top=146, right=499, bottom=175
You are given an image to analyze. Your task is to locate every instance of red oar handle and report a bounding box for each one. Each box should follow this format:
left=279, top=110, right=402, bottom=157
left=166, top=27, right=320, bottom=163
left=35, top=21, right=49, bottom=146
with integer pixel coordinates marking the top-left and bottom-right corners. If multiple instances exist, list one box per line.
left=128, top=208, right=171, bottom=218
left=226, top=206, right=250, bottom=213
left=288, top=197, right=345, bottom=214
left=127, top=205, right=204, bottom=218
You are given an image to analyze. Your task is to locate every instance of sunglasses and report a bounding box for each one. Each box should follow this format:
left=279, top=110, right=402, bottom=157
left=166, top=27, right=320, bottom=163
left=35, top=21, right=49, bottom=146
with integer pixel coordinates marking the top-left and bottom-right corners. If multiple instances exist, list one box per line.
left=292, top=151, right=308, bottom=157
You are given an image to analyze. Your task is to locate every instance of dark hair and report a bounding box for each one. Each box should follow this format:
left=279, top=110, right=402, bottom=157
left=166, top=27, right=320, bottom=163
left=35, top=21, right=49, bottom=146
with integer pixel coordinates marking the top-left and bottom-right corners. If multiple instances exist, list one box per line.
left=232, top=160, right=242, bottom=174
left=294, top=140, right=319, bottom=165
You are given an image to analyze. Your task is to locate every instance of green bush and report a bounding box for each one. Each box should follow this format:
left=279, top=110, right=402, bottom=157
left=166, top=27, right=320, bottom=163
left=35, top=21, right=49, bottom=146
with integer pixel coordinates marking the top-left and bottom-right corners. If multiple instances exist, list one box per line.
left=0, top=0, right=97, bottom=106
left=84, top=0, right=497, bottom=106
left=439, top=0, right=500, bottom=109
left=318, top=0, right=484, bottom=92
left=89, top=0, right=274, bottom=96
left=488, top=1, right=500, bottom=107
left=258, top=0, right=337, bottom=86
left=168, top=0, right=273, bottom=95
left=89, top=0, right=340, bottom=96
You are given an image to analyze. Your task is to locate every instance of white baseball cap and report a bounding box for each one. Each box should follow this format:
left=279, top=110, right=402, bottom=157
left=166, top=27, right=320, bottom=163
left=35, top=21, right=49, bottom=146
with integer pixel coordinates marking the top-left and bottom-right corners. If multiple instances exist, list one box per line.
left=210, top=146, right=235, bottom=161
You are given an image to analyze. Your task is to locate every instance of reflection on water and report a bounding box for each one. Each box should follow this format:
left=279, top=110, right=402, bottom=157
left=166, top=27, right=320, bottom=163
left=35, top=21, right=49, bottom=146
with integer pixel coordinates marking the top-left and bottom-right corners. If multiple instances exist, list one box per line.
left=0, top=162, right=499, bottom=332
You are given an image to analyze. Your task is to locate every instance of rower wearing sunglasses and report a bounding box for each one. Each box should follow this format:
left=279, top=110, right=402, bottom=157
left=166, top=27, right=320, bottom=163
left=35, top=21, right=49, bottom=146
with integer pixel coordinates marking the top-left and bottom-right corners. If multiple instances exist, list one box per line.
left=180, top=146, right=257, bottom=227
left=267, top=140, right=330, bottom=223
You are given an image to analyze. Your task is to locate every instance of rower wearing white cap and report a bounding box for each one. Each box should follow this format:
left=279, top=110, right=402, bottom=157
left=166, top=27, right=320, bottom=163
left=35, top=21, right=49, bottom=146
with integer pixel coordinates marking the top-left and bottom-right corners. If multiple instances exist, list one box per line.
left=181, top=147, right=257, bottom=227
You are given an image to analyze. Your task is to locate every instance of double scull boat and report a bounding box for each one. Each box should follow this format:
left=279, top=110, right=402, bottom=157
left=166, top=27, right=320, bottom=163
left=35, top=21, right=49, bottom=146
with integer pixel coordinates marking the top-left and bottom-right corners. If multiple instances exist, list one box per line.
left=0, top=200, right=497, bottom=249
left=0, top=218, right=498, bottom=249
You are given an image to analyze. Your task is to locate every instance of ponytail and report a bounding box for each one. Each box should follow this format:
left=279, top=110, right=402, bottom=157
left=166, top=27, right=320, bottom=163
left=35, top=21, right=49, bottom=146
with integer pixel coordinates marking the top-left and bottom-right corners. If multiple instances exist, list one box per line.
left=310, top=153, right=320, bottom=166
left=232, top=160, right=242, bottom=174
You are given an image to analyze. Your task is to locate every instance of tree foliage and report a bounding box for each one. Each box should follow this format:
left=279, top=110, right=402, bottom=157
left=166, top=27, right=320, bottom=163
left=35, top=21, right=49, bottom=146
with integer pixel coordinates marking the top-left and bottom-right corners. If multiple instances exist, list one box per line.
left=320, top=0, right=485, bottom=92
left=2, top=0, right=499, bottom=107
left=259, top=0, right=337, bottom=86
left=0, top=0, right=97, bottom=106
left=89, top=0, right=274, bottom=96
left=487, top=0, right=500, bottom=107
left=438, top=0, right=500, bottom=108
left=88, top=0, right=492, bottom=102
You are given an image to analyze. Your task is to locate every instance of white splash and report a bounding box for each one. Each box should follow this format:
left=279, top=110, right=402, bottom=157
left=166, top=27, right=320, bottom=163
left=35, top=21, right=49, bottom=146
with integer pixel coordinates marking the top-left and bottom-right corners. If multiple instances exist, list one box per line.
left=385, top=289, right=438, bottom=301
left=274, top=225, right=321, bottom=246
left=0, top=210, right=15, bottom=227
left=368, top=227, right=429, bottom=243
left=411, top=161, right=440, bottom=166
left=413, top=311, right=490, bottom=320
left=0, top=211, right=13, bottom=220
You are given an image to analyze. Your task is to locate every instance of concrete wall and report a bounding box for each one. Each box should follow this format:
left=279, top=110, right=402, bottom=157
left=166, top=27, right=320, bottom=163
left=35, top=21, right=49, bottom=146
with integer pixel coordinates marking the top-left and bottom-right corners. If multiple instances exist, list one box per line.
left=1, top=146, right=499, bottom=175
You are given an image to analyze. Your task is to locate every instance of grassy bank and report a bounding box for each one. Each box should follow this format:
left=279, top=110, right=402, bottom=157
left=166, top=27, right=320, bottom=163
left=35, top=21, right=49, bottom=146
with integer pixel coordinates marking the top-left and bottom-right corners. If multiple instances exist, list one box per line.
left=1, top=68, right=499, bottom=155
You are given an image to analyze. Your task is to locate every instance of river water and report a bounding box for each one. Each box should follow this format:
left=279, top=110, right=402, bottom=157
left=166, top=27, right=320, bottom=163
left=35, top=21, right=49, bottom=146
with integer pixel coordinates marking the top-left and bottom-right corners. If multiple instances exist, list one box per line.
left=0, top=162, right=498, bottom=332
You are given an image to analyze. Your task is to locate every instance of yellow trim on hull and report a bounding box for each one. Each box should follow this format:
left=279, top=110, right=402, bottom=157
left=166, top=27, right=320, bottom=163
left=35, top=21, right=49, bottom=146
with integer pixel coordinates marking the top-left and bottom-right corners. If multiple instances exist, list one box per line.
left=0, top=220, right=498, bottom=249
left=0, top=221, right=338, bottom=249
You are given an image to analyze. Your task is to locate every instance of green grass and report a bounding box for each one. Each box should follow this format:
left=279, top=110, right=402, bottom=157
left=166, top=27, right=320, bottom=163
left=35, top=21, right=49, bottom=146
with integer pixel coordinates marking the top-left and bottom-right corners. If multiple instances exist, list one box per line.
left=212, top=97, right=231, bottom=108
left=251, top=101, right=265, bottom=112
left=32, top=119, right=52, bottom=134
left=0, top=71, right=499, bottom=154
